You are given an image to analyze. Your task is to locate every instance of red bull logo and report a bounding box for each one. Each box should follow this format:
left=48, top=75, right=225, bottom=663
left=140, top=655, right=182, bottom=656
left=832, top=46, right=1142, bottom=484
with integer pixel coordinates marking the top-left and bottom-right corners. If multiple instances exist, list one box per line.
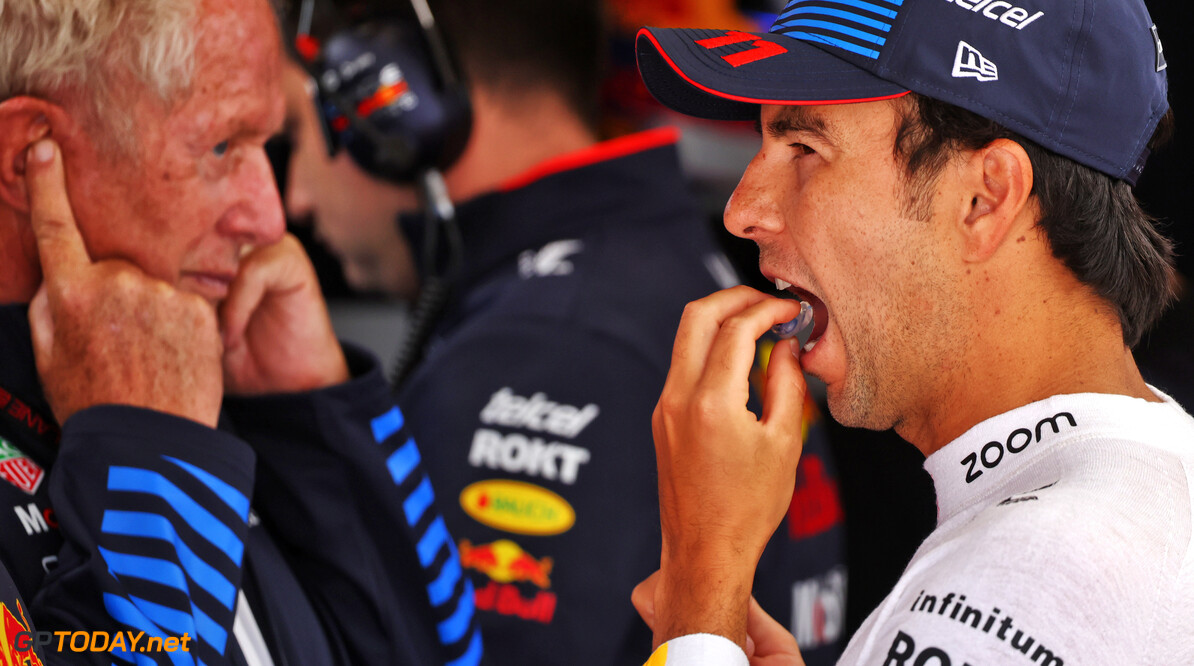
left=1, top=601, right=45, bottom=666
left=474, top=581, right=557, bottom=625
left=459, top=539, right=553, bottom=589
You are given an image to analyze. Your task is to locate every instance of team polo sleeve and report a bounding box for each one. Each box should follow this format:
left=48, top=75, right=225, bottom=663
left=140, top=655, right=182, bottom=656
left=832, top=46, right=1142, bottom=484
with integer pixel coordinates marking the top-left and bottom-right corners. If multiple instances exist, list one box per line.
left=221, top=344, right=481, bottom=666
left=32, top=404, right=256, bottom=666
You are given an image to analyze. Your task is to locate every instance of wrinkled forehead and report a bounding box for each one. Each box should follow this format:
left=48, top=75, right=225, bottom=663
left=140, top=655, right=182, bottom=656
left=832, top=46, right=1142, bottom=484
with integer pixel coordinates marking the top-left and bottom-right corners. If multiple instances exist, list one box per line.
left=170, top=0, right=285, bottom=135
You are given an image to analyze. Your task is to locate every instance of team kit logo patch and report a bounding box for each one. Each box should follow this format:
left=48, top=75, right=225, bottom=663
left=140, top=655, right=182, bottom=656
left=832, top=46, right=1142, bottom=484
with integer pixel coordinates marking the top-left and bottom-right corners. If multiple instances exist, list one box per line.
left=0, top=437, right=44, bottom=496
left=461, top=539, right=558, bottom=624
left=1, top=601, right=45, bottom=666
left=459, top=479, right=575, bottom=536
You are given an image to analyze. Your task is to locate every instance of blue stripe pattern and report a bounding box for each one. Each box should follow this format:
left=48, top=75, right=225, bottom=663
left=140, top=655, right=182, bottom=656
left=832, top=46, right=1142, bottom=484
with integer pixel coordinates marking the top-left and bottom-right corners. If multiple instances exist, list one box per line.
left=403, top=476, right=435, bottom=526
left=386, top=437, right=421, bottom=486
left=189, top=602, right=227, bottom=655
left=427, top=554, right=462, bottom=607
left=126, top=595, right=195, bottom=642
left=102, top=460, right=246, bottom=661
left=98, top=547, right=188, bottom=593
left=103, top=594, right=196, bottom=666
left=770, top=0, right=902, bottom=59
left=777, top=6, right=891, bottom=31
left=370, top=405, right=477, bottom=658
left=107, top=467, right=244, bottom=564
left=162, top=457, right=250, bottom=521
left=447, top=629, right=484, bottom=666
left=774, top=18, right=886, bottom=44
left=781, top=0, right=898, bottom=19
left=786, top=30, right=881, bottom=58
left=418, top=516, right=451, bottom=568
left=370, top=406, right=405, bottom=442
left=438, top=579, right=475, bottom=644
left=102, top=511, right=237, bottom=610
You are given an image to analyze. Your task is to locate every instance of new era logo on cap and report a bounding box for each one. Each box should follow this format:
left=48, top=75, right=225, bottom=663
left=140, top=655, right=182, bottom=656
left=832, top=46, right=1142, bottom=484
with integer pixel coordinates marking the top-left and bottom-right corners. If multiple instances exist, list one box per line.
left=952, top=41, right=998, bottom=81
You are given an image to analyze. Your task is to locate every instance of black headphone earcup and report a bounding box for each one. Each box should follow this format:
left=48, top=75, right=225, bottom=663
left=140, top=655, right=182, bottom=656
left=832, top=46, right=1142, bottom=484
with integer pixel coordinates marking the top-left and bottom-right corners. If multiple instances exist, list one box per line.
left=315, top=21, right=472, bottom=182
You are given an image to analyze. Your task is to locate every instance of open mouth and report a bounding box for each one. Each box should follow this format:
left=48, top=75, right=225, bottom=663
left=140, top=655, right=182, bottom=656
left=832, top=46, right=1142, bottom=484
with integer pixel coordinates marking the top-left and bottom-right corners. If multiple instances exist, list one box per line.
left=774, top=278, right=828, bottom=351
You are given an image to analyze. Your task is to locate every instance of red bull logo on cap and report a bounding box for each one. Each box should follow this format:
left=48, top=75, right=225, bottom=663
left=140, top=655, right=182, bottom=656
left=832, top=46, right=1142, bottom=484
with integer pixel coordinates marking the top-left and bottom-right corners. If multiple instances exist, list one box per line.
left=459, top=539, right=553, bottom=589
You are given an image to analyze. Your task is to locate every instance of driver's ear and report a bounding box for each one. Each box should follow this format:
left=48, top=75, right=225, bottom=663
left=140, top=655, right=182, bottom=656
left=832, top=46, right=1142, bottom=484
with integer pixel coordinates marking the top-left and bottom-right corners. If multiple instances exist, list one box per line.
left=957, top=138, right=1034, bottom=263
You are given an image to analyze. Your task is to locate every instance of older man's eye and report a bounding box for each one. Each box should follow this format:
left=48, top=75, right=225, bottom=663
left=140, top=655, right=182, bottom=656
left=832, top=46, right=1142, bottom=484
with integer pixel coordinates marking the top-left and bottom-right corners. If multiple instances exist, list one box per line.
left=213, top=140, right=230, bottom=157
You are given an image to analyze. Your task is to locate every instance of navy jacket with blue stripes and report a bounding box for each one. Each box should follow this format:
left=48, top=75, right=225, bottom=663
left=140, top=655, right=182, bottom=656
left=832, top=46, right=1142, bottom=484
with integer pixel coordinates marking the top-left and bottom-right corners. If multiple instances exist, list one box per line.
left=0, top=304, right=476, bottom=665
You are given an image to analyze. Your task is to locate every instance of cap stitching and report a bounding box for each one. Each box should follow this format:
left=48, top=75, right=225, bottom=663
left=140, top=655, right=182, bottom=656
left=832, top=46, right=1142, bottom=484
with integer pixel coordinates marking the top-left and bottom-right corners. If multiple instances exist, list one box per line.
left=1055, top=0, right=1096, bottom=144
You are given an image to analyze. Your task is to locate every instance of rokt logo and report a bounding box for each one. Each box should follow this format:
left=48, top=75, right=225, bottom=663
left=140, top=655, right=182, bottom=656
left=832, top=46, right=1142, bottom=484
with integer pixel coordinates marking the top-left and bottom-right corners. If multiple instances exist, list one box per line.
left=469, top=429, right=591, bottom=485
left=961, top=412, right=1076, bottom=484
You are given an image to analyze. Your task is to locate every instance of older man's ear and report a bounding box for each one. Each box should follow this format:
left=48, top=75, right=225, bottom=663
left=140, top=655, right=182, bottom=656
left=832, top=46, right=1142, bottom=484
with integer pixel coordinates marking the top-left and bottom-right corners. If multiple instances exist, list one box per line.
left=0, top=98, right=75, bottom=213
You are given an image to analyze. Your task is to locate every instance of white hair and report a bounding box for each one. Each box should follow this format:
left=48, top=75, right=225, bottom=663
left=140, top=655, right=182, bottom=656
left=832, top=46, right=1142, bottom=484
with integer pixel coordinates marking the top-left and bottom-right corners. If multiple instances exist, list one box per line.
left=0, top=0, right=199, bottom=151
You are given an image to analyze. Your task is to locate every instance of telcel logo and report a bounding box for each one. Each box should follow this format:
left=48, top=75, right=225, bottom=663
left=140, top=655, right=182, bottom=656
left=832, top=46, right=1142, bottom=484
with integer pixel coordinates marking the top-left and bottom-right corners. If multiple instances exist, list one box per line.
left=942, top=0, right=1044, bottom=30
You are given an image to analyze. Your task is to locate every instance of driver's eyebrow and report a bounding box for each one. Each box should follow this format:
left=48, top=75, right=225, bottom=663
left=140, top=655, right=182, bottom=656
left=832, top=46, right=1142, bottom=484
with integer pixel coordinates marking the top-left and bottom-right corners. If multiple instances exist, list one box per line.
left=754, top=106, right=835, bottom=143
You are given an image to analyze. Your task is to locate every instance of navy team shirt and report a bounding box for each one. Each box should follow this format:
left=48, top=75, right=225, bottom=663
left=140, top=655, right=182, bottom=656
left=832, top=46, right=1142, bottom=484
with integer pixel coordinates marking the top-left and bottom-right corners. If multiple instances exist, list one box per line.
left=398, top=128, right=848, bottom=665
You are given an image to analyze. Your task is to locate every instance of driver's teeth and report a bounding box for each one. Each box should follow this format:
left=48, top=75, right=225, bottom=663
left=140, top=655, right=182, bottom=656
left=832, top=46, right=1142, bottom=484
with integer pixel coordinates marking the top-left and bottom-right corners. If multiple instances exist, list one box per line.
left=775, top=278, right=791, bottom=291
left=803, top=338, right=818, bottom=352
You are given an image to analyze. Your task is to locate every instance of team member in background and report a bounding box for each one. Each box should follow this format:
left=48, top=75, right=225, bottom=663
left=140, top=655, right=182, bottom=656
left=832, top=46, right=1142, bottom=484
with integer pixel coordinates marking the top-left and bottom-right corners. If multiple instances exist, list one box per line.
left=630, top=0, right=1194, bottom=663
left=281, top=0, right=848, bottom=663
left=0, top=0, right=477, bottom=663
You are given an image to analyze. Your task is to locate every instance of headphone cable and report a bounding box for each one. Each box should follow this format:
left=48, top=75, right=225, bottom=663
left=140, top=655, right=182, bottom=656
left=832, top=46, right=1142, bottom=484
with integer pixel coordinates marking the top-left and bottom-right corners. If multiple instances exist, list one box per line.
left=388, top=168, right=462, bottom=392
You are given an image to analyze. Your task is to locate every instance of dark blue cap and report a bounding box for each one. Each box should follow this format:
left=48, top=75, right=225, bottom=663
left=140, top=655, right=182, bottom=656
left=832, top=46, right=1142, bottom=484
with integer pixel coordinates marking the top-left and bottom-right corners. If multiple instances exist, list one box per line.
left=637, top=0, right=1169, bottom=184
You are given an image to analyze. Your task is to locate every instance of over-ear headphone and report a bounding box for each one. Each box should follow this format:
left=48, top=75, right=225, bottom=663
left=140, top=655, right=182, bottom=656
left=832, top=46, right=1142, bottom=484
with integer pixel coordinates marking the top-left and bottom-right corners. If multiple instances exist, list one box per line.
left=290, top=0, right=471, bottom=389
left=293, top=0, right=472, bottom=183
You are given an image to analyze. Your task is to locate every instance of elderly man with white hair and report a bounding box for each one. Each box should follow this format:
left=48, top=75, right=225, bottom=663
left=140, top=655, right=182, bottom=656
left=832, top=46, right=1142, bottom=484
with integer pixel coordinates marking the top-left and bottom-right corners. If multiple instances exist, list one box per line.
left=0, top=1, right=478, bottom=664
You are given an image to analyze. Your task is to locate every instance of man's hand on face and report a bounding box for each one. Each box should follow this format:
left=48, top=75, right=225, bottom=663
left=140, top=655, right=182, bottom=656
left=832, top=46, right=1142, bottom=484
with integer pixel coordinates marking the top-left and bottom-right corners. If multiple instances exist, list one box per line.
left=25, top=139, right=224, bottom=428
left=651, top=286, right=808, bottom=648
left=220, top=234, right=349, bottom=395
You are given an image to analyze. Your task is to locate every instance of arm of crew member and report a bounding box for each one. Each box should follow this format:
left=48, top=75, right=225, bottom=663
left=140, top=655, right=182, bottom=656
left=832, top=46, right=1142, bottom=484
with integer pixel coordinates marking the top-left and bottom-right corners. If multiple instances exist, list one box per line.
left=646, top=286, right=809, bottom=659
left=222, top=347, right=478, bottom=666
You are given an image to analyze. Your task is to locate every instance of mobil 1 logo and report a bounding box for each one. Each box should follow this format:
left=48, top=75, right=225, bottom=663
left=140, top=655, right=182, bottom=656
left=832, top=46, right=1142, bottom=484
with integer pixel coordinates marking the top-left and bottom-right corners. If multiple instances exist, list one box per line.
left=961, top=412, right=1076, bottom=484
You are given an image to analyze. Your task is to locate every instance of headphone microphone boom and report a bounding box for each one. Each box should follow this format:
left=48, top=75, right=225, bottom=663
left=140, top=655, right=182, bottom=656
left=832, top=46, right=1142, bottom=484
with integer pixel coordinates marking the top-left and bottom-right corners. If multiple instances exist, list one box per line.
left=292, top=0, right=472, bottom=388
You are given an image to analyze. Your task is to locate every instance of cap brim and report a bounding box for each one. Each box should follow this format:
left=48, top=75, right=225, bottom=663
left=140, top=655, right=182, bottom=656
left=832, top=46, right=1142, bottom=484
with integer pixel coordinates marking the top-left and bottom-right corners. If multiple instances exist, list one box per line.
left=636, top=27, right=909, bottom=121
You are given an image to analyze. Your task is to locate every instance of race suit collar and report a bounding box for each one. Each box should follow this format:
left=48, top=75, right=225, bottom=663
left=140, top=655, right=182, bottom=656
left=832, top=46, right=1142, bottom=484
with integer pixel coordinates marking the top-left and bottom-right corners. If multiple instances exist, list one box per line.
left=495, top=127, right=681, bottom=192
left=399, top=127, right=698, bottom=291
left=924, top=388, right=1193, bottom=526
